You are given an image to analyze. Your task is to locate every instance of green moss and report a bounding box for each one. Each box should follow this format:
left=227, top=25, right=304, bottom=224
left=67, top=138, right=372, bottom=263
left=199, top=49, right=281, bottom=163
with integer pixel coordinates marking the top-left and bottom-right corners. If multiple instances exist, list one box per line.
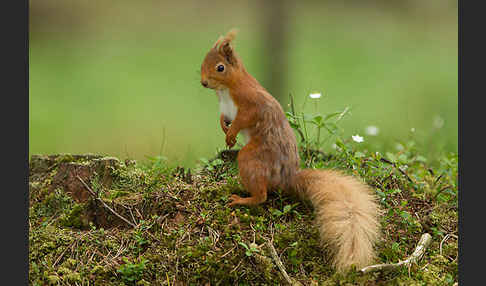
left=33, top=188, right=74, bottom=219
left=29, top=150, right=458, bottom=285
left=61, top=258, right=77, bottom=269
left=107, top=189, right=132, bottom=199
left=59, top=203, right=89, bottom=229
left=55, top=154, right=75, bottom=163
left=136, top=280, right=151, bottom=286
left=57, top=267, right=72, bottom=276
left=90, top=265, right=106, bottom=275
left=46, top=275, right=60, bottom=285
left=65, top=271, right=82, bottom=283
left=429, top=206, right=457, bottom=231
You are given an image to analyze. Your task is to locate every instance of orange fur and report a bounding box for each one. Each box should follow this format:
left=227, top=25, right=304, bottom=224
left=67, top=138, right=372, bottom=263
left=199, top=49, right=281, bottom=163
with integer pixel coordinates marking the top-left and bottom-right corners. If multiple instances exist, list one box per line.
left=200, top=29, right=381, bottom=272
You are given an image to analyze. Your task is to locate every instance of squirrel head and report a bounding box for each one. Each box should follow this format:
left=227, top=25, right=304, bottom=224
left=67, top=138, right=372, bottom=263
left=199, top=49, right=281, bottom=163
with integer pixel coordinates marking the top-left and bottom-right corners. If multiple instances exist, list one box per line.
left=200, top=29, right=241, bottom=90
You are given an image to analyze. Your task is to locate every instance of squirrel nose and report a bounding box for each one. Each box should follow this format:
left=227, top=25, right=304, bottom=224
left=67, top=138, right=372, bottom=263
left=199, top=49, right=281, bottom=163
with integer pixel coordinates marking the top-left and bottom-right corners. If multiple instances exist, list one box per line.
left=201, top=80, right=208, bottom=87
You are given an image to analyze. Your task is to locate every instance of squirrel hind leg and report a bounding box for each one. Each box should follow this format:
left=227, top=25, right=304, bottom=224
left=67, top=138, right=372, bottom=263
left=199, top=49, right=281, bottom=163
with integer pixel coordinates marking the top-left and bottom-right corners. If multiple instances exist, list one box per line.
left=229, top=154, right=269, bottom=207
left=228, top=172, right=268, bottom=207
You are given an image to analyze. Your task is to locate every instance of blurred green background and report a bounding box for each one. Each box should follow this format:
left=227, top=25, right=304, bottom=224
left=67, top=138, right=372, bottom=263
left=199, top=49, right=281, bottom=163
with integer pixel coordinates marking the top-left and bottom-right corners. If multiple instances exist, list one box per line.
left=29, top=0, right=457, bottom=167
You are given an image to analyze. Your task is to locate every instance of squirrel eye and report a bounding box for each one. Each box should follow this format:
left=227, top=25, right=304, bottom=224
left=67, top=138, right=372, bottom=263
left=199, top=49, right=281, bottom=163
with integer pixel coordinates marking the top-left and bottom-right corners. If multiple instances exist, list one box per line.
left=217, top=64, right=225, bottom=72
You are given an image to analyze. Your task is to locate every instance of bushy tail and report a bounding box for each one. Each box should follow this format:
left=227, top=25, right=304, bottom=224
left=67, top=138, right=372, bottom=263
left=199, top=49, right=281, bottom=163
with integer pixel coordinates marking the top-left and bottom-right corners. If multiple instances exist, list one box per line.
left=293, top=169, right=381, bottom=272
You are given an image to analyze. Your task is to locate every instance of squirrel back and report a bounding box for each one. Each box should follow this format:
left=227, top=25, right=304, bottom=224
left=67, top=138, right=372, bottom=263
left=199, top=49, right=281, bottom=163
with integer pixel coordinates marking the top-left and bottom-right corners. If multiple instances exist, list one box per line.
left=200, top=29, right=381, bottom=272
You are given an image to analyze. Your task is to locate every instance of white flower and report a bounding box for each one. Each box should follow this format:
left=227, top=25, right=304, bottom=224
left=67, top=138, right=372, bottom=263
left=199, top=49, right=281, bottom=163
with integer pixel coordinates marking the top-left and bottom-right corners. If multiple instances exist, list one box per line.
left=309, top=92, right=322, bottom=99
left=411, top=127, right=416, bottom=132
left=365, top=125, right=379, bottom=136
left=433, top=115, right=444, bottom=129
left=352, top=134, right=364, bottom=143
left=332, top=143, right=337, bottom=149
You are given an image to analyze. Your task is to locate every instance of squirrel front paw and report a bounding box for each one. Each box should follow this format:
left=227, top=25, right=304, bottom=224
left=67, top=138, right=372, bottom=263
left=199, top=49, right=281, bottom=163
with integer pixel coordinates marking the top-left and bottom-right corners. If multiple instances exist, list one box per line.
left=222, top=124, right=229, bottom=135
left=225, top=133, right=236, bottom=148
left=220, top=115, right=231, bottom=135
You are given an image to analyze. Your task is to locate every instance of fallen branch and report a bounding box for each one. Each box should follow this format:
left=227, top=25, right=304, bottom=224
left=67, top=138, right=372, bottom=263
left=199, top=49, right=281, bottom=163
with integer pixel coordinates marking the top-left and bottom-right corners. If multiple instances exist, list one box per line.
left=360, top=233, right=432, bottom=274
left=78, top=176, right=163, bottom=243
left=76, top=175, right=137, bottom=228
left=265, top=241, right=303, bottom=286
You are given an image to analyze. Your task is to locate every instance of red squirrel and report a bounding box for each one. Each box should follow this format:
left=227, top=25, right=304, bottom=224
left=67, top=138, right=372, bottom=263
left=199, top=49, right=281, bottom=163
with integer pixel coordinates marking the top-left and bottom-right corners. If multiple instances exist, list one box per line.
left=200, top=29, right=380, bottom=272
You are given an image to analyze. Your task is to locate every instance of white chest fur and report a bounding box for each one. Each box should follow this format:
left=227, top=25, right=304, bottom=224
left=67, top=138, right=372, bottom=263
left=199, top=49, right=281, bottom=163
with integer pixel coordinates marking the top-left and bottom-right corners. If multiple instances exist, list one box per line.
left=217, top=89, right=237, bottom=121
left=216, top=89, right=250, bottom=143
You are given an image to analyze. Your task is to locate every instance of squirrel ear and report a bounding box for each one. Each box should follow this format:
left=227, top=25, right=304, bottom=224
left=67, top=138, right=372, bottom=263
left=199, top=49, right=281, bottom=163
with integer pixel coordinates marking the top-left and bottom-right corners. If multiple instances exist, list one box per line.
left=212, top=28, right=238, bottom=65
left=219, top=40, right=235, bottom=65
left=212, top=36, right=224, bottom=50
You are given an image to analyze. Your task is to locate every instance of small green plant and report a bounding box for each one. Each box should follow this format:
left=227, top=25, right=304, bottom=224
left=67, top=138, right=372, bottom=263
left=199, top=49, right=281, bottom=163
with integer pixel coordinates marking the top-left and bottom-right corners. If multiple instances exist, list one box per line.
left=116, top=257, right=148, bottom=284
left=238, top=242, right=260, bottom=257
left=198, top=157, right=224, bottom=172
left=143, top=155, right=169, bottom=174
left=130, top=220, right=154, bottom=254
left=195, top=154, right=237, bottom=181
left=271, top=203, right=300, bottom=219
left=286, top=92, right=350, bottom=153
left=287, top=241, right=301, bottom=267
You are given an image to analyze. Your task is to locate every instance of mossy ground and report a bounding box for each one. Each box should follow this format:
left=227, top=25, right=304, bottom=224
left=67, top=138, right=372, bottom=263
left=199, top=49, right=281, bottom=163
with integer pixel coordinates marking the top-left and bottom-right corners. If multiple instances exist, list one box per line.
left=29, top=143, right=458, bottom=285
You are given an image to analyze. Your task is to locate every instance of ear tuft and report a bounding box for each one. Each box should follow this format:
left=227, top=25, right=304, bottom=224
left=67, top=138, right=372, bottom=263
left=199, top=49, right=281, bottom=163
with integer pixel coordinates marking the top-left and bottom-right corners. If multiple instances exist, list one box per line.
left=211, top=28, right=238, bottom=50
left=217, top=28, right=239, bottom=65
left=224, top=28, right=239, bottom=42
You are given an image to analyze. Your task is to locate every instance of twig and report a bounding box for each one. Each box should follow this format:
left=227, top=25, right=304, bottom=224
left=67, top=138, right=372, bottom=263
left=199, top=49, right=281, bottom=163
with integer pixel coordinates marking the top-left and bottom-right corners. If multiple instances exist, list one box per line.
left=360, top=233, right=432, bottom=274
left=434, top=173, right=443, bottom=184
left=220, top=245, right=237, bottom=258
left=175, top=253, right=179, bottom=284
left=52, top=232, right=88, bottom=268
left=76, top=175, right=137, bottom=228
left=128, top=207, right=138, bottom=226
left=98, top=250, right=112, bottom=266
left=135, top=208, right=144, bottom=221
left=229, top=259, right=243, bottom=274
left=434, top=185, right=453, bottom=199
left=265, top=241, right=303, bottom=286
left=398, top=167, right=415, bottom=185
left=87, top=250, right=97, bottom=265
left=440, top=233, right=458, bottom=256
left=111, top=238, right=126, bottom=261
left=52, top=243, right=73, bottom=267
left=379, top=158, right=417, bottom=188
